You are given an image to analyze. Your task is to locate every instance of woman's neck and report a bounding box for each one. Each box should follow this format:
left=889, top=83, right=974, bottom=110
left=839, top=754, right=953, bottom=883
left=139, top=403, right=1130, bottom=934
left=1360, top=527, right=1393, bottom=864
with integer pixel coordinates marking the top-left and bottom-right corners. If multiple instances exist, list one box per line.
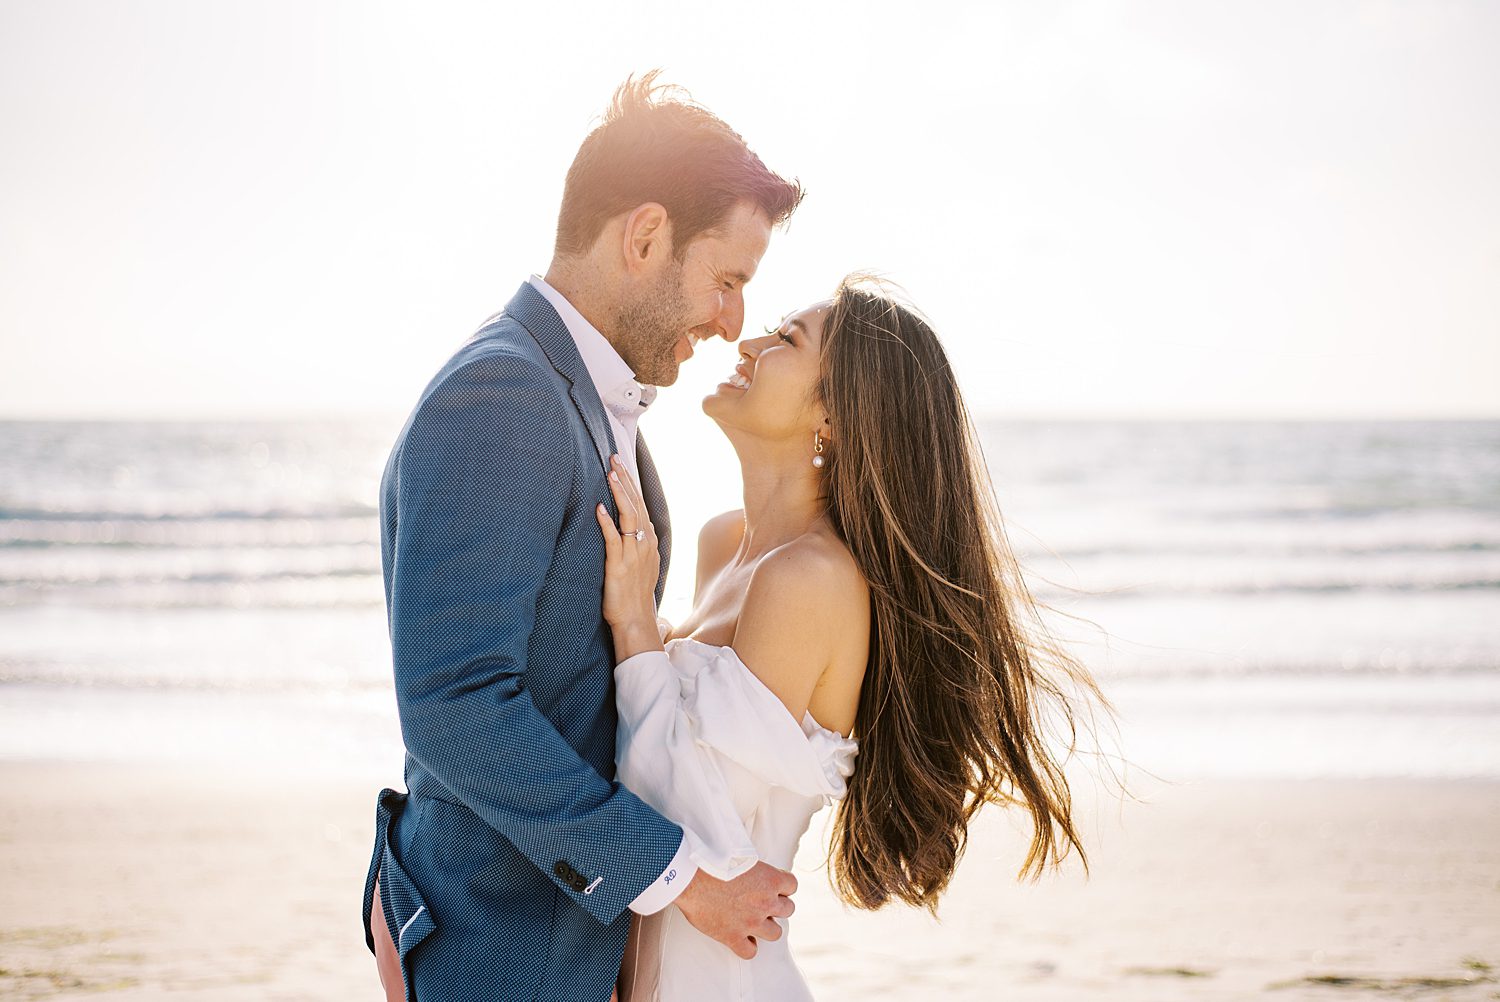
left=731, top=436, right=828, bottom=560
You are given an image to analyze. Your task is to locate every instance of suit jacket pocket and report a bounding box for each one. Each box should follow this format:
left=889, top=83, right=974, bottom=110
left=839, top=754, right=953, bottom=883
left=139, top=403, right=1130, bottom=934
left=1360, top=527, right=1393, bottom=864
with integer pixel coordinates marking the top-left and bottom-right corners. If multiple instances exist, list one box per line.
left=374, top=789, right=437, bottom=959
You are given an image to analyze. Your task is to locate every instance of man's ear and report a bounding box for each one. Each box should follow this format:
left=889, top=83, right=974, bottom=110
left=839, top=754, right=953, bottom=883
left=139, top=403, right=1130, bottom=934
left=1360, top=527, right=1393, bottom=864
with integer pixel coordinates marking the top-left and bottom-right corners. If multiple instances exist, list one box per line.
left=621, top=202, right=671, bottom=275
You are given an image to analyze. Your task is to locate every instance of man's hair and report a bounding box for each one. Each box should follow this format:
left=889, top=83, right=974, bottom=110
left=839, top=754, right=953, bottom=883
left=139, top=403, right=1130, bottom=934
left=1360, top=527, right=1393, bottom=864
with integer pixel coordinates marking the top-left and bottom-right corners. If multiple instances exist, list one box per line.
left=554, top=71, right=804, bottom=259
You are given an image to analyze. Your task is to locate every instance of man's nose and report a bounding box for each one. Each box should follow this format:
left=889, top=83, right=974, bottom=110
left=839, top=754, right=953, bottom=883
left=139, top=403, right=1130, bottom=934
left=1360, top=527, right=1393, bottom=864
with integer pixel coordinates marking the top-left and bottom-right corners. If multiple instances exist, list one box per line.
left=715, top=290, right=745, bottom=343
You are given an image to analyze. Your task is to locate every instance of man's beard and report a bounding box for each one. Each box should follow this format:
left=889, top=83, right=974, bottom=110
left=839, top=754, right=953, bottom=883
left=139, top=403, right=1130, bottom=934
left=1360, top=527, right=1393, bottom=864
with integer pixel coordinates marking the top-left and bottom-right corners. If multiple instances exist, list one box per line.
left=610, top=260, right=692, bottom=387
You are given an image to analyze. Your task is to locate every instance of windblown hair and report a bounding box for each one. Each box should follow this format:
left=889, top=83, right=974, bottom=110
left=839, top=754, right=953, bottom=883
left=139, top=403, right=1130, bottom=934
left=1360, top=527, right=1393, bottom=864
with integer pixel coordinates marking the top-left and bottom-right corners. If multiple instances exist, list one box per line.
left=554, top=71, right=804, bottom=259
left=819, top=275, right=1110, bottom=912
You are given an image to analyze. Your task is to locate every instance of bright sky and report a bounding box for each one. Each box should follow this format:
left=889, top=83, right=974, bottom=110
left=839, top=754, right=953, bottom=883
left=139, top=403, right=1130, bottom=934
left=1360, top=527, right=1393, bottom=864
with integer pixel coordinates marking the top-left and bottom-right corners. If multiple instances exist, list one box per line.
left=2, top=0, right=1497, bottom=421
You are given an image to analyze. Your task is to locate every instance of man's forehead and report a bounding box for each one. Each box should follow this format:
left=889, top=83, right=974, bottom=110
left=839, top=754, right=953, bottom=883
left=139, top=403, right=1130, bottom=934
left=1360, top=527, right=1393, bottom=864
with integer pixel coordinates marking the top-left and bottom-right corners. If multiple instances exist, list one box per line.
left=693, top=204, right=772, bottom=274
left=707, top=242, right=766, bottom=285
left=720, top=203, right=772, bottom=251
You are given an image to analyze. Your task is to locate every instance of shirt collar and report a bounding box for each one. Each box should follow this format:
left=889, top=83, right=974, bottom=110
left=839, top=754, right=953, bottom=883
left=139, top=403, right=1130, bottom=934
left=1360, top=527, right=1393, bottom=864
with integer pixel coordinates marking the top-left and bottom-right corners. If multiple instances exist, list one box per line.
left=528, top=275, right=657, bottom=421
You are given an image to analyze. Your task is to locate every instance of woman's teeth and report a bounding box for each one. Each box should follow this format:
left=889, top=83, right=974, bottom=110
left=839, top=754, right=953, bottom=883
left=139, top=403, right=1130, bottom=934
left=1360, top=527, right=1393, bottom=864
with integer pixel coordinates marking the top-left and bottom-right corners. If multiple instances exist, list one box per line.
left=727, top=372, right=751, bottom=389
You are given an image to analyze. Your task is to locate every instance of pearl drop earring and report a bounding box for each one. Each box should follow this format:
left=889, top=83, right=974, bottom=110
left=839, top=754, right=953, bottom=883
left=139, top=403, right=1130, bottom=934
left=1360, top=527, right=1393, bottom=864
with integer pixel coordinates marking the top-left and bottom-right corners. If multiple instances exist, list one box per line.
left=812, top=431, right=825, bottom=469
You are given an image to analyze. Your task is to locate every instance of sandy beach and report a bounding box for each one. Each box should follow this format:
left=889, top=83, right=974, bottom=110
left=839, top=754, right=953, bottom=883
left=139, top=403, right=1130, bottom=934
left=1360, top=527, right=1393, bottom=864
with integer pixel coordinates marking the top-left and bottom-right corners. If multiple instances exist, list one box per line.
left=2, top=418, right=1497, bottom=1002
left=1, top=763, right=1495, bottom=1001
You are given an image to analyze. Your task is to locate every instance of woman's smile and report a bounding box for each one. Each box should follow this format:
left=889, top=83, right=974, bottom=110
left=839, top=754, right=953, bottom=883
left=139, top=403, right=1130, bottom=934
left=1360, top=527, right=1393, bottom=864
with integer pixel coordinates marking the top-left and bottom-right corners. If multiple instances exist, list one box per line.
left=724, top=363, right=753, bottom=390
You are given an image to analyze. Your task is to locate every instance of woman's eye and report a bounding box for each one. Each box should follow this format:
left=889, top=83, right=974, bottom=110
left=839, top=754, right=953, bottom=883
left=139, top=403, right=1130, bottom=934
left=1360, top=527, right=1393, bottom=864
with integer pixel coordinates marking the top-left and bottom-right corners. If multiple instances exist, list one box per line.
left=764, top=324, right=793, bottom=344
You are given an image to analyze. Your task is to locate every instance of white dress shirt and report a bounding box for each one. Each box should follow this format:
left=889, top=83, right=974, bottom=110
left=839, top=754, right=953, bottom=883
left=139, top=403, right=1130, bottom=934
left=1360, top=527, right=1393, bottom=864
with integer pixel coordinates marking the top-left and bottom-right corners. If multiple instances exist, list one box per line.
left=526, top=274, right=705, bottom=916
left=528, top=275, right=656, bottom=486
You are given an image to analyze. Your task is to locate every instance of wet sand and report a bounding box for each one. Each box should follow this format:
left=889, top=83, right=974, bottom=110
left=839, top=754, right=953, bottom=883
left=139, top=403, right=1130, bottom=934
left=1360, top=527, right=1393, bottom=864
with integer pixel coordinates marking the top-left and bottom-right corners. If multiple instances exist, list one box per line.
left=0, top=763, right=1496, bottom=1001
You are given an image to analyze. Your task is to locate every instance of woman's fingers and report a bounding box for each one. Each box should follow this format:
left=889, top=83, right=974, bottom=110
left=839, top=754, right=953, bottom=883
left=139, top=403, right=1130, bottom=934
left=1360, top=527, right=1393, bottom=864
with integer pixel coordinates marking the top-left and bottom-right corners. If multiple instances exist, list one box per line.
left=596, top=503, right=621, bottom=558
left=608, top=465, right=639, bottom=535
left=609, top=456, right=654, bottom=540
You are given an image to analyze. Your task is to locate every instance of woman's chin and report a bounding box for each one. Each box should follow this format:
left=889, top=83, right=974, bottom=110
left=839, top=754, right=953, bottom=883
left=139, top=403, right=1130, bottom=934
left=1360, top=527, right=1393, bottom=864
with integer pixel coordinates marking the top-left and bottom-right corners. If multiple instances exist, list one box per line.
left=702, top=382, right=737, bottom=406
left=701, top=390, right=739, bottom=424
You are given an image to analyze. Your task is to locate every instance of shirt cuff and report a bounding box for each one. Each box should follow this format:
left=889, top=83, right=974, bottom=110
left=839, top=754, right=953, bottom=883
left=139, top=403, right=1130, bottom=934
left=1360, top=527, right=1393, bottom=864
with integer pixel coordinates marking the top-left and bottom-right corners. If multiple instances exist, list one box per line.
left=628, top=828, right=705, bottom=915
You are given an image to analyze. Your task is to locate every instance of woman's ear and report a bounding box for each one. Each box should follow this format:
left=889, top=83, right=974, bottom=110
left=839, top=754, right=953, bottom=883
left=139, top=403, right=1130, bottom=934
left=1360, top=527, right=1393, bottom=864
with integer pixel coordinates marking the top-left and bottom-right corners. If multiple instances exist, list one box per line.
left=815, top=413, right=833, bottom=446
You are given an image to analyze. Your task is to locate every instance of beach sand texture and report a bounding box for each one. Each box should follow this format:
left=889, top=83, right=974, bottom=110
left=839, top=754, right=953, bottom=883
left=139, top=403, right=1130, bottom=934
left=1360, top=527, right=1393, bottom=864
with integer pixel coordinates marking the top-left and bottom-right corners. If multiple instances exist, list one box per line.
left=1, top=764, right=1495, bottom=1001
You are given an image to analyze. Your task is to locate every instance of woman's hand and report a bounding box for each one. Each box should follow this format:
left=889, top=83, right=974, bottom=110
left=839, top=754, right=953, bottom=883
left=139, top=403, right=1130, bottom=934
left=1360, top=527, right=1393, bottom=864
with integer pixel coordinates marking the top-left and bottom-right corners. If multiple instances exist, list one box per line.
left=595, top=454, right=664, bottom=660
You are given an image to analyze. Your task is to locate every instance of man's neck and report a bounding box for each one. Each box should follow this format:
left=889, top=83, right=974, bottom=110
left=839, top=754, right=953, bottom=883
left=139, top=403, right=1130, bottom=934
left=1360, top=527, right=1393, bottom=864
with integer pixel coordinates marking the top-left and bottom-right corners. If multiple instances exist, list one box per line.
left=541, top=262, right=617, bottom=350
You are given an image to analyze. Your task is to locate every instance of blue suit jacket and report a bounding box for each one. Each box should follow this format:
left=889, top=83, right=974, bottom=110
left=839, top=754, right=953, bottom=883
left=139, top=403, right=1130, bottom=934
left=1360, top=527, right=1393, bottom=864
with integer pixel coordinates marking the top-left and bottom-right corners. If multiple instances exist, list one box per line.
left=362, top=282, right=684, bottom=1001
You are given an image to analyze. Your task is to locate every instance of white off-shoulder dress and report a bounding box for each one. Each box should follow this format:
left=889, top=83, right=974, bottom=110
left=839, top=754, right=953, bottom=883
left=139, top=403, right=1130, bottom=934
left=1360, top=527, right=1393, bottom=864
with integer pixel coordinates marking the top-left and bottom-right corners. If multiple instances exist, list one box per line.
left=614, top=637, right=858, bottom=1002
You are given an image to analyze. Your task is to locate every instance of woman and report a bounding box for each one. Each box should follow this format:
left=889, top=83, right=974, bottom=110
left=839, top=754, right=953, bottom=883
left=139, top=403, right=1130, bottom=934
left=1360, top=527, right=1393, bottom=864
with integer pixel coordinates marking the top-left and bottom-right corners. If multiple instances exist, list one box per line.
left=596, top=275, right=1109, bottom=1001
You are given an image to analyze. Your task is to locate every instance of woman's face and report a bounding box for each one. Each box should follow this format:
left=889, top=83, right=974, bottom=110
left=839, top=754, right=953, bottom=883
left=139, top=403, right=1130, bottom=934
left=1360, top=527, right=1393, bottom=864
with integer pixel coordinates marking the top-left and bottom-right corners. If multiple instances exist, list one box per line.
left=703, top=299, right=832, bottom=441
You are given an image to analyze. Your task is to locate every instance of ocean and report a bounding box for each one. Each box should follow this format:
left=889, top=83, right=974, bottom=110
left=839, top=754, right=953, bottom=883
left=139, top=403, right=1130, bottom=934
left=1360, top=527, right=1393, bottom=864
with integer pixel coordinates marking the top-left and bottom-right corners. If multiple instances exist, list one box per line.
left=1, top=418, right=1497, bottom=780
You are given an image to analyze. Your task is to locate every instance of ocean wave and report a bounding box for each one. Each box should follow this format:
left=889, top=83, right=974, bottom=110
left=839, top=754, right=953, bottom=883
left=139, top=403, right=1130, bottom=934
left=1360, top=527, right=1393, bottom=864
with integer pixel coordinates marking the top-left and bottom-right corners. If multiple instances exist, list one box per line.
left=0, top=666, right=393, bottom=694
left=1022, top=539, right=1500, bottom=560
left=0, top=573, right=385, bottom=610
left=3, top=571, right=1495, bottom=610
left=0, top=517, right=378, bottom=549
left=1027, top=577, right=1500, bottom=599
left=4, top=657, right=1495, bottom=696
left=0, top=504, right=378, bottom=522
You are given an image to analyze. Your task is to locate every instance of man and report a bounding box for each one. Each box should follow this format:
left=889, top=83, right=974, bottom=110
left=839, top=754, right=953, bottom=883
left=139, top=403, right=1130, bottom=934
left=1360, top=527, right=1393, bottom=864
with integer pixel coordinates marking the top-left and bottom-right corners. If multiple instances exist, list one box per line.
left=361, top=73, right=805, bottom=1001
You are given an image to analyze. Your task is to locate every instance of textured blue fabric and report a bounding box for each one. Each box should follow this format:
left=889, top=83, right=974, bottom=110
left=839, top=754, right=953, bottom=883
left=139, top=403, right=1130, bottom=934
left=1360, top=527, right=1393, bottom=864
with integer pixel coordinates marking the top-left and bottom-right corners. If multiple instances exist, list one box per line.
left=361, top=282, right=682, bottom=1001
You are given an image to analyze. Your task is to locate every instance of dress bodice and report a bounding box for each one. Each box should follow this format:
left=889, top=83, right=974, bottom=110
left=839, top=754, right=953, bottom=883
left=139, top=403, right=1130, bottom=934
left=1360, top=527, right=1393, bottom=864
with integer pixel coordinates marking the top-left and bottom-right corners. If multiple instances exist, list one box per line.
left=614, top=638, right=858, bottom=1001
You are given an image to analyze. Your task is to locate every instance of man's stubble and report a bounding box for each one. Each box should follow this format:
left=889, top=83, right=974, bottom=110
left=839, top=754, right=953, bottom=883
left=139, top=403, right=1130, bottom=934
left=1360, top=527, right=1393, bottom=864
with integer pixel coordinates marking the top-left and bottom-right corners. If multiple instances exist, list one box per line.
left=610, top=258, right=692, bottom=388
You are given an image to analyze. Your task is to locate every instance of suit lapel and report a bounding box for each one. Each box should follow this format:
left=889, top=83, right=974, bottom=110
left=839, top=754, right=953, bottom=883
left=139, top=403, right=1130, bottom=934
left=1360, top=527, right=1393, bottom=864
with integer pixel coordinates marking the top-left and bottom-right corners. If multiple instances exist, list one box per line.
left=502, top=282, right=617, bottom=473
left=504, top=281, right=671, bottom=607
left=635, top=431, right=672, bottom=608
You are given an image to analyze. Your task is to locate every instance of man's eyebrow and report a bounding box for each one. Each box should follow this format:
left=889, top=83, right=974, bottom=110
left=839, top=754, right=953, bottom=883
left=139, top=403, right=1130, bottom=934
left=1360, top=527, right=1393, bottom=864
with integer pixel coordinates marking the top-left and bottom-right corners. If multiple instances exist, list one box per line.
left=729, top=270, right=752, bottom=285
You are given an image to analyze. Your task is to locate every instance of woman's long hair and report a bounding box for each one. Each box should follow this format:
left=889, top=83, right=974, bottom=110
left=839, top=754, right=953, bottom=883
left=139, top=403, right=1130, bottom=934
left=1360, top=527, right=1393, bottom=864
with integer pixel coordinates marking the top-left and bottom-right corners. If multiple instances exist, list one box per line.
left=819, top=275, right=1111, bottom=911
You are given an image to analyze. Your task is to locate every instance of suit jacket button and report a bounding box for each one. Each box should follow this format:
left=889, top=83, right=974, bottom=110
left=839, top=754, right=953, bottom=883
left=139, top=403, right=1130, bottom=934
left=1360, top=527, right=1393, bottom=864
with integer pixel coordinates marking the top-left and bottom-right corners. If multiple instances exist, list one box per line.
left=571, top=875, right=587, bottom=893
left=554, top=861, right=570, bottom=880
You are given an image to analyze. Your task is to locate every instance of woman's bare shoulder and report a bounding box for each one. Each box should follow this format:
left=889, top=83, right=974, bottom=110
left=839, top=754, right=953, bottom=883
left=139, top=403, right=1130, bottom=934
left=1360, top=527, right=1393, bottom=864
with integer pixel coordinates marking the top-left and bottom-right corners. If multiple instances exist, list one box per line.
left=698, top=508, right=746, bottom=553
left=758, top=530, right=867, bottom=606
left=773, top=532, right=871, bottom=718
left=694, top=509, right=746, bottom=594
left=730, top=529, right=869, bottom=722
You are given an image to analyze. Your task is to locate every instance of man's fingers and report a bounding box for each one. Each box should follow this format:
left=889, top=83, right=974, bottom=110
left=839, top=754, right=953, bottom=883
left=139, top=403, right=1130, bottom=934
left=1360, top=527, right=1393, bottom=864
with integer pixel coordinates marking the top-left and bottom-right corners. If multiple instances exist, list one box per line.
left=676, top=863, right=802, bottom=963
left=751, top=861, right=796, bottom=897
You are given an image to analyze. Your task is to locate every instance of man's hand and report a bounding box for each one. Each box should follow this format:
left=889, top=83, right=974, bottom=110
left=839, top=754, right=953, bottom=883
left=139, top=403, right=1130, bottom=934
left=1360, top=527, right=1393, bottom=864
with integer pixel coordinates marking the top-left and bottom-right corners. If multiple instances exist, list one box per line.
left=673, top=862, right=796, bottom=960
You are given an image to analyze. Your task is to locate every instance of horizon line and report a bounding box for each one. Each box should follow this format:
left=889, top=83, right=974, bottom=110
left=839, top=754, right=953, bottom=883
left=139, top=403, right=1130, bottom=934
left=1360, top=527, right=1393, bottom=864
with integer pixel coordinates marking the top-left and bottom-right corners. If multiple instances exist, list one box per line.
left=2, top=411, right=1498, bottom=424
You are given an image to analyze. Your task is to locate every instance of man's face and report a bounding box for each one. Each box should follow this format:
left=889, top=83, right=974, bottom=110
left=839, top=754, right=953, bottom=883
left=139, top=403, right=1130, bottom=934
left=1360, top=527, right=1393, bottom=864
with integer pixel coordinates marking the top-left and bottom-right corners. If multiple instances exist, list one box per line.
left=611, top=200, right=773, bottom=386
